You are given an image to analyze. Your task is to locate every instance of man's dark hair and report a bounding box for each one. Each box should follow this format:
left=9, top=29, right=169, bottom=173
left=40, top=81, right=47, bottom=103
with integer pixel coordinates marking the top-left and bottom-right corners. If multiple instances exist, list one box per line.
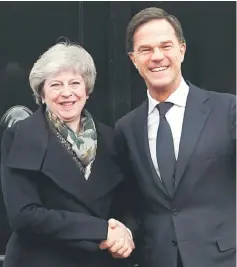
left=126, top=7, right=185, bottom=53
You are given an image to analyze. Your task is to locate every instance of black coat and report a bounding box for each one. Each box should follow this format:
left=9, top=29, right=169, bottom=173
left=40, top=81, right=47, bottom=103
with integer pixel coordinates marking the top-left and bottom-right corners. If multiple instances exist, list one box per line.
left=0, top=125, right=11, bottom=255
left=1, top=106, right=127, bottom=267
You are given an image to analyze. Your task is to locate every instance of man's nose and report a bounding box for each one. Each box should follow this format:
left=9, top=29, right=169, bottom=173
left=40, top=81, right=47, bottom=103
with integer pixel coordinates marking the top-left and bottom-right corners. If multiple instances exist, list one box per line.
left=150, top=47, right=164, bottom=61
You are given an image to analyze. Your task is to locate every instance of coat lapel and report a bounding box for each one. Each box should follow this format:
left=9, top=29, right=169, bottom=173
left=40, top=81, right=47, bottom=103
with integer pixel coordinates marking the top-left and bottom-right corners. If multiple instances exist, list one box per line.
left=80, top=122, right=124, bottom=200
left=132, top=101, right=170, bottom=199
left=41, top=130, right=93, bottom=203
left=7, top=106, right=49, bottom=171
left=7, top=106, right=92, bottom=203
left=174, top=84, right=211, bottom=191
left=7, top=106, right=123, bottom=216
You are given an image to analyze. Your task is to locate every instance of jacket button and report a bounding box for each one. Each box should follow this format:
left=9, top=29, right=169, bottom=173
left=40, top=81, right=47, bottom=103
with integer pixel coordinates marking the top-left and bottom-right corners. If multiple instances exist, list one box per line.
left=172, top=209, right=178, bottom=215
left=172, top=240, right=177, bottom=246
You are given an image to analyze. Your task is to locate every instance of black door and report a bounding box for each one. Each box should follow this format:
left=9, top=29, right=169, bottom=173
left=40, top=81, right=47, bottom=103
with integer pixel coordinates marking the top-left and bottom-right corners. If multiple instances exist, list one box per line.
left=0, top=1, right=235, bottom=259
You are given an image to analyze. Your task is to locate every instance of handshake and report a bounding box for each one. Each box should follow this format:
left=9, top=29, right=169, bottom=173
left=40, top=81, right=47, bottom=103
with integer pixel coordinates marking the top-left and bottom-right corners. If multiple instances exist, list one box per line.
left=99, top=218, right=135, bottom=258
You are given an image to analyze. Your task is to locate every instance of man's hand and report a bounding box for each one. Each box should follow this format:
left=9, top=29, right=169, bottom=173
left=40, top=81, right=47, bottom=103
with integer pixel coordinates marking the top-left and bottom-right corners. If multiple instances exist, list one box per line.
left=108, top=218, right=133, bottom=240
left=99, top=218, right=135, bottom=258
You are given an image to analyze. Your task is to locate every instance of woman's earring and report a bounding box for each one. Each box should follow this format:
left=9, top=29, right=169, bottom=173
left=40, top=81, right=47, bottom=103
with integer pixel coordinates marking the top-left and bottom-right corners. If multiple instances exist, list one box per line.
left=42, top=100, right=45, bottom=104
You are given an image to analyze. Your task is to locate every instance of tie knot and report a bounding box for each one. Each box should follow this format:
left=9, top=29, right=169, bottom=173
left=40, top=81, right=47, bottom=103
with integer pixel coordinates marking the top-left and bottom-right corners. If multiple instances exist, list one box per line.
left=157, top=102, right=174, bottom=115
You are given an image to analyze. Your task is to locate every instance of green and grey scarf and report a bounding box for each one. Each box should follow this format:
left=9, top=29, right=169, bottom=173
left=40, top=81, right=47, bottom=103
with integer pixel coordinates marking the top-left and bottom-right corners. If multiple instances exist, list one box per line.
left=45, top=108, right=97, bottom=179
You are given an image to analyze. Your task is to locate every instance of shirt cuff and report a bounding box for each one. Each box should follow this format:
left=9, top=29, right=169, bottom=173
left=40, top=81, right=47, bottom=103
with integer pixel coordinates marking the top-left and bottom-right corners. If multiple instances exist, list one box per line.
left=126, top=227, right=133, bottom=239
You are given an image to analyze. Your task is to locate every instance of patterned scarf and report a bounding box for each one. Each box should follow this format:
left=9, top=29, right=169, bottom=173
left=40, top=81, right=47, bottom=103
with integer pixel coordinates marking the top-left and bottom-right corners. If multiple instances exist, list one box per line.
left=45, top=108, right=97, bottom=179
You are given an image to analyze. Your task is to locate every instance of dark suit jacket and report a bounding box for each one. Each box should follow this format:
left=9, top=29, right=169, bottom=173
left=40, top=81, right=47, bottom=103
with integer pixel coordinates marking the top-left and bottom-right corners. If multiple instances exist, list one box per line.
left=114, top=83, right=236, bottom=267
left=1, top=106, right=127, bottom=267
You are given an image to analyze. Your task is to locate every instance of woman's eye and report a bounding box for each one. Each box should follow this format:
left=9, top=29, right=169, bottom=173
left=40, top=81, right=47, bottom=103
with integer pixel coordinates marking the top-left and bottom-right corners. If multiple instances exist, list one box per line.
left=72, top=81, right=80, bottom=85
left=51, top=83, right=60, bottom=87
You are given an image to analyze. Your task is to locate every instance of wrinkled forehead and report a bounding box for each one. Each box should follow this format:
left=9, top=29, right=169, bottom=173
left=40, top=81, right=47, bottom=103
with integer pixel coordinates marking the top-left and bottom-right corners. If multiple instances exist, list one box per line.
left=45, top=69, right=84, bottom=82
left=133, top=19, right=178, bottom=47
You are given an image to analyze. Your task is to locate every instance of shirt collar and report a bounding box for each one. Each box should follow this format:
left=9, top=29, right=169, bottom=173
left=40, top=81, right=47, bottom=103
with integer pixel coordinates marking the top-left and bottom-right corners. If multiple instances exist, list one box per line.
left=147, top=78, right=189, bottom=115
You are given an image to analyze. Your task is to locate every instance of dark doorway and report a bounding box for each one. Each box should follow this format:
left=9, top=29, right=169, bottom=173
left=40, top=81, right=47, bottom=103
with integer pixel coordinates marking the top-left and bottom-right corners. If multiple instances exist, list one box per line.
left=0, top=1, right=235, bottom=258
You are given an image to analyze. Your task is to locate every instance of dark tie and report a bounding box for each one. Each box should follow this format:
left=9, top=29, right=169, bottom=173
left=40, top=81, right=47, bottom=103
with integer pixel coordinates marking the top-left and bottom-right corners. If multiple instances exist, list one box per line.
left=156, top=102, right=176, bottom=197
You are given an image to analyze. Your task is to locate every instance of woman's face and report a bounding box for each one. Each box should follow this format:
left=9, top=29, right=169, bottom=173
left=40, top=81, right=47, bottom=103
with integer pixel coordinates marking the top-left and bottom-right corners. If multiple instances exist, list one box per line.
left=42, top=70, right=88, bottom=123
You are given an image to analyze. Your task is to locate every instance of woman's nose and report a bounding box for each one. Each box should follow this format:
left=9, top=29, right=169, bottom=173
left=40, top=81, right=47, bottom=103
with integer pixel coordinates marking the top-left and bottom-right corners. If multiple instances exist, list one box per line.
left=61, top=85, right=72, bottom=96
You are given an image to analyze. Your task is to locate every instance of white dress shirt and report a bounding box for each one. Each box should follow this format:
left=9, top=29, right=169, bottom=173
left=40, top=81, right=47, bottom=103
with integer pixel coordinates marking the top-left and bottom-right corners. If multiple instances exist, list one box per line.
left=147, top=78, right=189, bottom=178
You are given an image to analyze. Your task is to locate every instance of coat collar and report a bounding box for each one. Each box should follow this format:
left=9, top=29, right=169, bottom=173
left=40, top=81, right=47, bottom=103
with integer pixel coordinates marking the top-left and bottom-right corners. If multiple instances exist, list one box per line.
left=7, top=105, right=49, bottom=171
left=6, top=106, right=123, bottom=216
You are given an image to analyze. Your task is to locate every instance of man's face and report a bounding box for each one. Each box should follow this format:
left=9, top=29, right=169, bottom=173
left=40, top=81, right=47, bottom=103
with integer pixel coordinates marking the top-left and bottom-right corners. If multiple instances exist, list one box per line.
left=129, top=19, right=186, bottom=94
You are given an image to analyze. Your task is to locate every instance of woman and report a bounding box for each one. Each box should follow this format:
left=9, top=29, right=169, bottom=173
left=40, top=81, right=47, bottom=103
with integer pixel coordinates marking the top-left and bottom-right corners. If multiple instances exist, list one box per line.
left=1, top=42, right=134, bottom=267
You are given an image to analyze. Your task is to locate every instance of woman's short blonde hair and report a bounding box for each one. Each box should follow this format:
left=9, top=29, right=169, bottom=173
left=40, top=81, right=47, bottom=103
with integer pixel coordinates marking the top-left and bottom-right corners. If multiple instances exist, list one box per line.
left=29, top=42, right=97, bottom=105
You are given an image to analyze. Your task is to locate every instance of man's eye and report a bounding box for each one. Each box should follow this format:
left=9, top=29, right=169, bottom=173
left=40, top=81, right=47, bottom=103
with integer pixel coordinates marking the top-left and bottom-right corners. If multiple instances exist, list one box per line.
left=162, top=45, right=172, bottom=50
left=141, top=48, right=151, bottom=53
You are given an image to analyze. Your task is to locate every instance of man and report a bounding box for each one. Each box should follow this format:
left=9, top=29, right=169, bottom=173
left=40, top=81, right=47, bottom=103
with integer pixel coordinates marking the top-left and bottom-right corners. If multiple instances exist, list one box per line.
left=114, top=7, right=236, bottom=267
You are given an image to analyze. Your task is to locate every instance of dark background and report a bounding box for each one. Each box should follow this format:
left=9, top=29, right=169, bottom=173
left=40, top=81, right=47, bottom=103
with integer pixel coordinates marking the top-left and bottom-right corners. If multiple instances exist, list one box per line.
left=0, top=0, right=236, bottom=259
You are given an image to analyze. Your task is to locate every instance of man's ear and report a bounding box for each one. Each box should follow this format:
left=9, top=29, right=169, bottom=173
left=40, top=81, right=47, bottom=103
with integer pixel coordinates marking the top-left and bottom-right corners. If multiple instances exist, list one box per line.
left=180, top=43, right=186, bottom=63
left=128, top=52, right=138, bottom=69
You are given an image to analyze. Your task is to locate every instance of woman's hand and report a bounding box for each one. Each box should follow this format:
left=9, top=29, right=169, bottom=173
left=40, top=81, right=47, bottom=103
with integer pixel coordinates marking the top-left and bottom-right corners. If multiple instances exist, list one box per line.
left=99, top=218, right=135, bottom=258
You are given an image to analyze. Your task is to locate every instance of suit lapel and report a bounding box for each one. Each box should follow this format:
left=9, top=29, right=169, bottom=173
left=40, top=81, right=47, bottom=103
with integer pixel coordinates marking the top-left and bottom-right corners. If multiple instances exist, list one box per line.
left=174, top=84, right=211, bottom=191
left=132, top=101, right=170, bottom=199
